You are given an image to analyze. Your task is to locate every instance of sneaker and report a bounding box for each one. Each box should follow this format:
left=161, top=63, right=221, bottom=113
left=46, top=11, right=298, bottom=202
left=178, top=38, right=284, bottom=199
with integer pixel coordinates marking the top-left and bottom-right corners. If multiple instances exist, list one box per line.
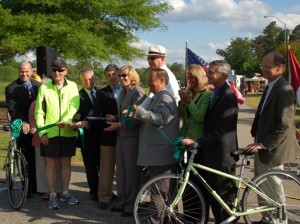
left=48, top=193, right=59, bottom=210
left=60, top=191, right=79, bottom=205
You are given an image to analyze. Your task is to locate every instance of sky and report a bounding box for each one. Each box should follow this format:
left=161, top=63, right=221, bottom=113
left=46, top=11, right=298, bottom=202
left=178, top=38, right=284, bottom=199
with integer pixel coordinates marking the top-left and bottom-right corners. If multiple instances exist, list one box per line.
left=18, top=0, right=300, bottom=70
left=128, top=0, right=300, bottom=68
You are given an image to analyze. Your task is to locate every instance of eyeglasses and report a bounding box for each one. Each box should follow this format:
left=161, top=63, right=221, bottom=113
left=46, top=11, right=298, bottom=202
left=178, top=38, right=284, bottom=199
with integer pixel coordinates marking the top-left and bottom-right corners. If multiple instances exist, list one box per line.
left=260, top=65, right=275, bottom=70
left=118, top=74, right=128, bottom=78
left=52, top=68, right=66, bottom=73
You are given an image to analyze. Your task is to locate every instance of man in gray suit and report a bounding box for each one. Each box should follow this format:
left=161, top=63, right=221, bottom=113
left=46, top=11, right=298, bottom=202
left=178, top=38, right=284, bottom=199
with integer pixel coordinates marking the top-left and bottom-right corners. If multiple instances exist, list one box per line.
left=244, top=52, right=300, bottom=224
left=133, top=68, right=179, bottom=223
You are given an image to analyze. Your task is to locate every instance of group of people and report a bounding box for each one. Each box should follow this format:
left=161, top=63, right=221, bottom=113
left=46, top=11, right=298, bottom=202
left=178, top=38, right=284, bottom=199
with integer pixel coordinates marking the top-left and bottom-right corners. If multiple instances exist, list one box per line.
left=5, top=44, right=300, bottom=223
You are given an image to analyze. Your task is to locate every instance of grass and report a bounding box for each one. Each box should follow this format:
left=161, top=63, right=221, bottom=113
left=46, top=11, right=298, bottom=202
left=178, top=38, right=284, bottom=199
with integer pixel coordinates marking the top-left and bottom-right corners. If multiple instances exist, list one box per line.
left=245, top=93, right=300, bottom=125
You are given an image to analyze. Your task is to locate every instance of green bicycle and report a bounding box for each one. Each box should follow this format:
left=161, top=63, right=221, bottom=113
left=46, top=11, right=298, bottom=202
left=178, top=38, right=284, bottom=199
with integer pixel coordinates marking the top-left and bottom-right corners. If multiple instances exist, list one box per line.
left=134, top=144, right=300, bottom=223
left=0, top=120, right=28, bottom=210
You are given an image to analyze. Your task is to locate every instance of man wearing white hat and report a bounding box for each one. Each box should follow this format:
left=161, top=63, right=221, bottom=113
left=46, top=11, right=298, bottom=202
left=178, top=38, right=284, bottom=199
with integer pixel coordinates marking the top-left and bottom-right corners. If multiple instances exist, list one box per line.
left=146, top=45, right=180, bottom=104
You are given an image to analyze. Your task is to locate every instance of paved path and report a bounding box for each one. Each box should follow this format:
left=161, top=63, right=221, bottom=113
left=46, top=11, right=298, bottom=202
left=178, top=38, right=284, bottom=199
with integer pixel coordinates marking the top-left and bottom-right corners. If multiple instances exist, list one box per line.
left=0, top=104, right=298, bottom=224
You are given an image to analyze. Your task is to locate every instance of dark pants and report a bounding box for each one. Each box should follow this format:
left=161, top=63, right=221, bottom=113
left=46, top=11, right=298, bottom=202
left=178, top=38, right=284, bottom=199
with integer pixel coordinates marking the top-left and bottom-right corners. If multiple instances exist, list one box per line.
left=205, top=164, right=237, bottom=223
left=81, top=145, right=100, bottom=196
left=17, top=134, right=36, bottom=193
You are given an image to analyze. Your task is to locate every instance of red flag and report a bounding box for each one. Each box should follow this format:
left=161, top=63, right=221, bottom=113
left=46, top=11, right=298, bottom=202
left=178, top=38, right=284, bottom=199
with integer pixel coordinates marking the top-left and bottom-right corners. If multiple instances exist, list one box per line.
left=289, top=46, right=300, bottom=105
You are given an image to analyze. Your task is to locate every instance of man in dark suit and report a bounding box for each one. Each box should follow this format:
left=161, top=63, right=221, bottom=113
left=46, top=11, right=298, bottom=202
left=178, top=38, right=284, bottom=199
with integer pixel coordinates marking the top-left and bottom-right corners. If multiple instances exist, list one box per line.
left=182, top=60, right=239, bottom=223
left=73, top=68, right=100, bottom=201
left=244, top=52, right=300, bottom=224
left=5, top=61, right=41, bottom=197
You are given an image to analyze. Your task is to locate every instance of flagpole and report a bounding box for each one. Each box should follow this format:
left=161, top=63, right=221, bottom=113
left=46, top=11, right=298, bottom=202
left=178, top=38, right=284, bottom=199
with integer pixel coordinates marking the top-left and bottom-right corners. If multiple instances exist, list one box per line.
left=185, top=41, right=188, bottom=89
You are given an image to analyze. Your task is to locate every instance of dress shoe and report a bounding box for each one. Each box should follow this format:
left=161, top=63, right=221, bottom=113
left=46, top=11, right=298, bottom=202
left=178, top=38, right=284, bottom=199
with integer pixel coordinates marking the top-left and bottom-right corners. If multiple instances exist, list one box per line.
left=121, top=212, right=133, bottom=217
left=111, top=193, right=117, bottom=200
left=251, top=221, right=268, bottom=224
left=90, top=194, right=99, bottom=202
left=98, top=202, right=108, bottom=210
left=110, top=207, right=123, bottom=212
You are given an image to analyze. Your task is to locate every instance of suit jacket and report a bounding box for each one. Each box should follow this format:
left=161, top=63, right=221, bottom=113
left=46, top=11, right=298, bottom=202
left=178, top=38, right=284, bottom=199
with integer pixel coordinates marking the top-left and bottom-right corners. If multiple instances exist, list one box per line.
left=118, top=85, right=146, bottom=137
left=74, top=87, right=100, bottom=150
left=5, top=78, right=41, bottom=122
left=91, top=85, right=118, bottom=146
left=255, top=76, right=300, bottom=165
left=202, top=81, right=239, bottom=168
left=135, top=89, right=179, bottom=166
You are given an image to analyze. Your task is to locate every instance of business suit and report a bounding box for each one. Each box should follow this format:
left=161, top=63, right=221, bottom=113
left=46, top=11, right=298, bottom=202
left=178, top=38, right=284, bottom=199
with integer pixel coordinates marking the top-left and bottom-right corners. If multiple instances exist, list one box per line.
left=254, top=76, right=300, bottom=166
left=5, top=78, right=41, bottom=194
left=75, top=87, right=100, bottom=198
left=114, top=85, right=145, bottom=213
left=92, top=85, right=118, bottom=205
left=135, top=88, right=179, bottom=223
left=202, top=81, right=239, bottom=222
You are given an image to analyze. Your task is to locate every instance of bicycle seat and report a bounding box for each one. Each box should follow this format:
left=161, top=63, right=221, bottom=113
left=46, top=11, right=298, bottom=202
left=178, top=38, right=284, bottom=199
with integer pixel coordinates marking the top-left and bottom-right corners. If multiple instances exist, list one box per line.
left=230, top=149, right=254, bottom=157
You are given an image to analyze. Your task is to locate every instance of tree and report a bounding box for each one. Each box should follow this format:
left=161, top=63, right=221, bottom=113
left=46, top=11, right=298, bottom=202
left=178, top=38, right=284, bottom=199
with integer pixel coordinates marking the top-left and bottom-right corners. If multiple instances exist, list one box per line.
left=289, top=24, right=300, bottom=42
left=252, top=22, right=283, bottom=59
left=216, top=37, right=258, bottom=77
left=0, top=0, right=172, bottom=64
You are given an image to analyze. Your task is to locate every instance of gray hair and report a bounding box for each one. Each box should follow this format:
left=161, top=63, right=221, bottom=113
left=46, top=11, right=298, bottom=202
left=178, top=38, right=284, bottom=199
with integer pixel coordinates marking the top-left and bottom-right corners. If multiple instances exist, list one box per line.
left=150, top=68, right=169, bottom=85
left=209, top=60, right=231, bottom=76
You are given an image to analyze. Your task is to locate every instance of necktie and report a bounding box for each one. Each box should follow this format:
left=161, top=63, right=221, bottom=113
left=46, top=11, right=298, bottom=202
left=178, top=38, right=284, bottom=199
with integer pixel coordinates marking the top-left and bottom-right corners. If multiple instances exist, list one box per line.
left=24, top=83, right=32, bottom=99
left=90, top=89, right=96, bottom=104
left=210, top=92, right=217, bottom=109
left=250, top=85, right=269, bottom=137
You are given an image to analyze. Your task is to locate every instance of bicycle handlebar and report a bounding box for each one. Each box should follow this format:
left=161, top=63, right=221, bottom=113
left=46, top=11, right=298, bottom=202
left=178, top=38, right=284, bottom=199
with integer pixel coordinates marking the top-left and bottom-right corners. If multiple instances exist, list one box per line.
left=0, top=124, right=11, bottom=132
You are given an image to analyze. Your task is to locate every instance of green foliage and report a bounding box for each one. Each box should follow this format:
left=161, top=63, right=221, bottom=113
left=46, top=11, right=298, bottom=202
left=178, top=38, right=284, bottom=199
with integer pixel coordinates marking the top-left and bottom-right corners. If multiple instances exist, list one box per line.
left=0, top=66, right=18, bottom=82
left=0, top=0, right=173, bottom=64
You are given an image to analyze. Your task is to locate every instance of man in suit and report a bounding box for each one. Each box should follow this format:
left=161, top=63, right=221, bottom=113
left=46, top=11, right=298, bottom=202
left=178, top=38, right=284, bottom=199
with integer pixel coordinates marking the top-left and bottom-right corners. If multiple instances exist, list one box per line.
left=5, top=61, right=41, bottom=198
left=73, top=69, right=100, bottom=201
left=133, top=68, right=179, bottom=223
left=182, top=60, right=239, bottom=223
left=244, top=52, right=300, bottom=224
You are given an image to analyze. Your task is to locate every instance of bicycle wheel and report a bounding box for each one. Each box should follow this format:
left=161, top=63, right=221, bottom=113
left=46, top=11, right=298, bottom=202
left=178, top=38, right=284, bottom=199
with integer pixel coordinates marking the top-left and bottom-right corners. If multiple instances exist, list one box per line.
left=242, top=170, right=300, bottom=223
left=134, top=174, right=207, bottom=224
left=8, top=150, right=28, bottom=210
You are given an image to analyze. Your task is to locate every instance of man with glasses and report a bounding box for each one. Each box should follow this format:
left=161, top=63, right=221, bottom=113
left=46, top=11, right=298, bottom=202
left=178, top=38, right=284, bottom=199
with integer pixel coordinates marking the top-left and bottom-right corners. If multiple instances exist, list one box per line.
left=244, top=52, right=300, bottom=224
left=5, top=61, right=41, bottom=198
left=35, top=59, right=80, bottom=210
left=146, top=45, right=180, bottom=105
left=182, top=60, right=239, bottom=223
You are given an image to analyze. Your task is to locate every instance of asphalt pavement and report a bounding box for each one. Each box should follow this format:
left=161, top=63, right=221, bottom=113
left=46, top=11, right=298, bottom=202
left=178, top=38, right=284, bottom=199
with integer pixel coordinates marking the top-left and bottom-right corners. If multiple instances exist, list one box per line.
left=0, top=104, right=298, bottom=224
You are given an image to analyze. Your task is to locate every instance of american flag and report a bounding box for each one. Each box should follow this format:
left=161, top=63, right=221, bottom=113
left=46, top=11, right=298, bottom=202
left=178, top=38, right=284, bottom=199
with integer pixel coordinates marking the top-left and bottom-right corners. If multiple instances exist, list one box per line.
left=187, top=48, right=209, bottom=71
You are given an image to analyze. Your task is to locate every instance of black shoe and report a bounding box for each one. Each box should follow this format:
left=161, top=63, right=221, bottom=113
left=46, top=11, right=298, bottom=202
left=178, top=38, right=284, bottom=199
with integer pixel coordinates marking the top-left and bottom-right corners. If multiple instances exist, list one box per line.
left=98, top=202, right=108, bottom=210
left=111, top=193, right=117, bottom=200
left=90, top=194, right=99, bottom=202
left=121, top=212, right=133, bottom=217
left=27, top=189, right=33, bottom=198
left=110, top=207, right=123, bottom=212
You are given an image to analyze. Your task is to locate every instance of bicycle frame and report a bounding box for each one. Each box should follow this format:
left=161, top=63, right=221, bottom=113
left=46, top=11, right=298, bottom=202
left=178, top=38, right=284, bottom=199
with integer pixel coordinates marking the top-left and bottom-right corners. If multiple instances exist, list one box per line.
left=169, top=149, right=281, bottom=218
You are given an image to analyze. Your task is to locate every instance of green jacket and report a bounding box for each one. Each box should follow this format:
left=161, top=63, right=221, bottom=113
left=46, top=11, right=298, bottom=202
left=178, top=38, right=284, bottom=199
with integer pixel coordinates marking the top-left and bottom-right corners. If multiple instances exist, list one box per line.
left=178, top=89, right=212, bottom=139
left=35, top=79, right=80, bottom=138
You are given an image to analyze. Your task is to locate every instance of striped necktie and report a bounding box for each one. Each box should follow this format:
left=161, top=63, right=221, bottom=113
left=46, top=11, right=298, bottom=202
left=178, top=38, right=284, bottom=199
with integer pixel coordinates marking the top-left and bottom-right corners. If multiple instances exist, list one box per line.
left=250, top=85, right=269, bottom=137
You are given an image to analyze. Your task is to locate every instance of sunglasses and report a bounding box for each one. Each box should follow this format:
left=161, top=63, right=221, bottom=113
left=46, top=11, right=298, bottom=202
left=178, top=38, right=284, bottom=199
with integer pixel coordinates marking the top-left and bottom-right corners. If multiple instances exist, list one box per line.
left=147, top=57, right=160, bottom=61
left=118, top=74, right=128, bottom=78
left=52, top=68, right=66, bottom=72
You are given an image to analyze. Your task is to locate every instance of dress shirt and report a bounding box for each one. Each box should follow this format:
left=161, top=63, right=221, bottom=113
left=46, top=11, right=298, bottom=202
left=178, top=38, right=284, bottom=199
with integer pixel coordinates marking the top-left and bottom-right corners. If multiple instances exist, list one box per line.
left=111, top=83, right=122, bottom=102
left=261, top=77, right=280, bottom=111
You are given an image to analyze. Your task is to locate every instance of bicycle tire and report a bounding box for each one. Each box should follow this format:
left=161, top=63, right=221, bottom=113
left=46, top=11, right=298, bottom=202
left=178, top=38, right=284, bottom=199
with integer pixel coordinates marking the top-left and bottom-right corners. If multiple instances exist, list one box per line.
left=8, top=150, right=28, bottom=210
left=242, top=169, right=300, bottom=224
left=134, top=174, right=207, bottom=224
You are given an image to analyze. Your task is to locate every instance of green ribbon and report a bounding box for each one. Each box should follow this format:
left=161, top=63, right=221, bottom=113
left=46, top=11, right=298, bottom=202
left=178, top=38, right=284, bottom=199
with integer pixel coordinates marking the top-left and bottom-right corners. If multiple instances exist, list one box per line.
left=37, top=122, right=85, bottom=150
left=152, top=124, right=185, bottom=160
left=10, top=119, right=23, bottom=138
left=125, top=105, right=133, bottom=130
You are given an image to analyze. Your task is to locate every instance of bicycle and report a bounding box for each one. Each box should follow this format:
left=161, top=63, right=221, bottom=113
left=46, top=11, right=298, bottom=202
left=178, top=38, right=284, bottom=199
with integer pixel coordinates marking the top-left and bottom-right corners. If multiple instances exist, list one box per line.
left=0, top=119, right=28, bottom=210
left=134, top=143, right=300, bottom=223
